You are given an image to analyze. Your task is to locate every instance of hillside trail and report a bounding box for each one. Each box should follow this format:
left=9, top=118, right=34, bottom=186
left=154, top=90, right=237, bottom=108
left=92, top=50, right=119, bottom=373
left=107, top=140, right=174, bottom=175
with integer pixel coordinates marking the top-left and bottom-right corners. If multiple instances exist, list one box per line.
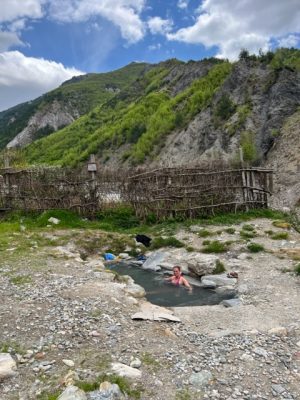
left=0, top=218, right=300, bottom=399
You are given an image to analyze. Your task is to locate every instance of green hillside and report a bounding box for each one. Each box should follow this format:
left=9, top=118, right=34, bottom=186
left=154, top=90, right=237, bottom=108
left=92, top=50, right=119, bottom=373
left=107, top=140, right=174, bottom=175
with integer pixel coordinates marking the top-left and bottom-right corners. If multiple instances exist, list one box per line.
left=0, top=62, right=147, bottom=149
left=25, top=59, right=231, bottom=166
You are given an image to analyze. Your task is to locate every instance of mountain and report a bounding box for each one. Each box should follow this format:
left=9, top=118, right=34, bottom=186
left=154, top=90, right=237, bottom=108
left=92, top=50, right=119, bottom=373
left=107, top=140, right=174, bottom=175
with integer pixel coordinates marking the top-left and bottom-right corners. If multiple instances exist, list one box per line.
left=19, top=48, right=299, bottom=173
left=0, top=62, right=147, bottom=149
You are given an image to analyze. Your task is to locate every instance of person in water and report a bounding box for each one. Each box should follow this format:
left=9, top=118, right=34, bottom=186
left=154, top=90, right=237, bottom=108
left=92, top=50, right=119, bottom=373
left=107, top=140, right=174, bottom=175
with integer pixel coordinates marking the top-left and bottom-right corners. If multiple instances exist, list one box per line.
left=165, top=266, right=192, bottom=290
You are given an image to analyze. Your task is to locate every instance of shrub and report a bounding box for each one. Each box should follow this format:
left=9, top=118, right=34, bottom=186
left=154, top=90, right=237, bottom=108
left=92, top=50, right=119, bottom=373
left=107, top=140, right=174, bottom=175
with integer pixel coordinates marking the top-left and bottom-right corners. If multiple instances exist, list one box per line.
left=202, top=240, right=228, bottom=253
left=214, top=94, right=236, bottom=121
left=247, top=242, right=264, bottom=253
left=295, top=263, right=300, bottom=275
left=242, top=224, right=255, bottom=231
left=240, top=131, right=257, bottom=163
left=225, top=227, right=235, bottom=234
left=272, top=220, right=291, bottom=229
left=271, top=232, right=289, bottom=240
left=96, top=206, right=140, bottom=229
left=198, top=229, right=213, bottom=237
left=150, top=236, right=184, bottom=249
left=212, top=259, right=226, bottom=274
left=240, top=230, right=256, bottom=239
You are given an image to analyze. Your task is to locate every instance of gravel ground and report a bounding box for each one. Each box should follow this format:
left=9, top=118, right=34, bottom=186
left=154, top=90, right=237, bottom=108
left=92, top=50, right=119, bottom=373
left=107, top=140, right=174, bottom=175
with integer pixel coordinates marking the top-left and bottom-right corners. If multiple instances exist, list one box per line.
left=0, top=218, right=300, bottom=399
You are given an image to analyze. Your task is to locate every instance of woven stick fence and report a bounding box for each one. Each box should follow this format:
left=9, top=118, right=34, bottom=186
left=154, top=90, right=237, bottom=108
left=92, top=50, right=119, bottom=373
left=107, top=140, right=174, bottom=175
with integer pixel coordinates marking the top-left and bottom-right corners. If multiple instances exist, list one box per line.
left=0, top=165, right=273, bottom=219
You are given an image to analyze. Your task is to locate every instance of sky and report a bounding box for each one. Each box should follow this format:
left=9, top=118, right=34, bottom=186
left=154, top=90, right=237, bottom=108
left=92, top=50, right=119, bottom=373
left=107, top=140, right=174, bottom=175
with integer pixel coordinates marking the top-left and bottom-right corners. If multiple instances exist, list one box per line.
left=0, top=0, right=299, bottom=111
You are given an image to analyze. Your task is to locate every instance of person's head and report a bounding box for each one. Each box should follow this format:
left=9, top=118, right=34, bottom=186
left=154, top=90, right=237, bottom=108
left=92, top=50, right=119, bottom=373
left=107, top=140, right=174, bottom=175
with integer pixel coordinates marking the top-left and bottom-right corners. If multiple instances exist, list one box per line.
left=173, top=266, right=181, bottom=277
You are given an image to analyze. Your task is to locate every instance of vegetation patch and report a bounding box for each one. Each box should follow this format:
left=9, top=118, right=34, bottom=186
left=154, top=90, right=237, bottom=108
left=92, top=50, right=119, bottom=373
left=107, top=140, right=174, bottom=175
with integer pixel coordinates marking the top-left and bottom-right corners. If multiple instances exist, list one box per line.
left=225, top=227, right=235, bottom=234
left=295, top=263, right=300, bottom=275
left=242, top=224, right=255, bottom=231
left=212, top=259, right=226, bottom=274
left=272, top=220, right=291, bottom=229
left=240, top=230, right=257, bottom=239
left=271, top=232, right=289, bottom=240
left=247, top=242, right=265, bottom=253
left=198, top=229, right=214, bottom=237
left=150, top=236, right=184, bottom=249
left=202, top=240, right=229, bottom=253
left=10, top=275, right=32, bottom=285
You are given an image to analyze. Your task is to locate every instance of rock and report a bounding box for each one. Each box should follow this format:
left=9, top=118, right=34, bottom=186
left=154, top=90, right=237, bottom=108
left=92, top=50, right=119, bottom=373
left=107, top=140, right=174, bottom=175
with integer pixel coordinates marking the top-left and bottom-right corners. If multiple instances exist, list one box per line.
left=48, top=217, right=60, bottom=225
left=271, top=384, right=286, bottom=395
left=187, top=254, right=219, bottom=277
left=253, top=347, right=268, bottom=358
left=0, top=353, right=17, bottom=380
left=268, top=327, right=287, bottom=336
left=124, top=283, right=146, bottom=298
left=202, top=274, right=237, bottom=287
left=58, top=385, right=87, bottom=400
left=87, top=382, right=124, bottom=400
left=201, top=279, right=217, bottom=289
left=118, top=253, right=130, bottom=259
left=237, top=284, right=249, bottom=294
left=189, top=370, right=213, bottom=388
left=221, top=298, right=241, bottom=308
left=111, top=363, right=142, bottom=379
left=297, top=341, right=300, bottom=348
left=164, top=328, right=177, bottom=339
left=86, top=259, right=105, bottom=269
left=131, top=302, right=181, bottom=322
left=62, top=359, right=75, bottom=367
left=130, top=358, right=142, bottom=369
left=142, top=251, right=165, bottom=271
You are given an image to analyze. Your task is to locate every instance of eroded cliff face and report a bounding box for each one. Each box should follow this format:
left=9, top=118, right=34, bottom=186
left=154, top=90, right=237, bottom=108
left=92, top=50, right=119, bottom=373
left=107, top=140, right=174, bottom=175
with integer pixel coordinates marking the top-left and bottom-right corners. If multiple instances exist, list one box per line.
left=7, top=100, right=79, bottom=148
left=264, top=111, right=300, bottom=209
left=153, top=61, right=300, bottom=168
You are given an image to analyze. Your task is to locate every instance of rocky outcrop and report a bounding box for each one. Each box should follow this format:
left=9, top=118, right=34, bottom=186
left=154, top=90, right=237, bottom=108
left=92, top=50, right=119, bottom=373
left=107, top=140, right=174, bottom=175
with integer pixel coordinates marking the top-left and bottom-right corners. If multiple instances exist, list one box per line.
left=7, top=100, right=78, bottom=148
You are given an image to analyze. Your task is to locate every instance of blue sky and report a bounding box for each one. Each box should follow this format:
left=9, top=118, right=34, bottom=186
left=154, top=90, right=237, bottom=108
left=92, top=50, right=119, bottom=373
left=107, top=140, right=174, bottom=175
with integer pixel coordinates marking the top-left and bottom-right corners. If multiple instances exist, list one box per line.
left=0, top=0, right=299, bottom=111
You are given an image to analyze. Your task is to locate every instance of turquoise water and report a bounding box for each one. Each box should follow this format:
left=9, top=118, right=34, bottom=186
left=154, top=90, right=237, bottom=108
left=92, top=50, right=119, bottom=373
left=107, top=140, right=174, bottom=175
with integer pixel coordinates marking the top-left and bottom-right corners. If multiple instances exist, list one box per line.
left=107, top=263, right=235, bottom=307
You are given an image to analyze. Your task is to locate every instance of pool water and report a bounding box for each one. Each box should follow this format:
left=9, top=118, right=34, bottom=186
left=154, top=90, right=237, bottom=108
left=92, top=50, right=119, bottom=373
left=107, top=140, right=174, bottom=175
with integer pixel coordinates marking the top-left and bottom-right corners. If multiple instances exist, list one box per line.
left=107, top=263, right=236, bottom=307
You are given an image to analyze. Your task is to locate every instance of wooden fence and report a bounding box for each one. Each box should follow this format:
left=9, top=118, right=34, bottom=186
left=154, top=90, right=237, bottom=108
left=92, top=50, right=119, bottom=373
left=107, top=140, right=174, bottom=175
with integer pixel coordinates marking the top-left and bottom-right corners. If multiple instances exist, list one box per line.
left=0, top=165, right=273, bottom=219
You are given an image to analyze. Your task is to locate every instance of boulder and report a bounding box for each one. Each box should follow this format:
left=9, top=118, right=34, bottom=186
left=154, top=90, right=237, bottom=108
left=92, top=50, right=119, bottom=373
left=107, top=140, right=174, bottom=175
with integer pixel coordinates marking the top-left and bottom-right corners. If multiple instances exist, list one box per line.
left=131, top=302, right=181, bottom=322
left=0, top=353, right=17, bottom=380
left=142, top=251, right=164, bottom=271
left=268, top=327, right=288, bottom=336
left=202, top=274, right=237, bottom=287
left=111, top=363, right=142, bottom=379
left=201, top=279, right=217, bottom=289
left=221, top=298, right=241, bottom=308
left=48, top=217, right=60, bottom=225
left=87, top=381, right=124, bottom=399
left=124, top=283, right=146, bottom=298
left=58, top=385, right=87, bottom=400
left=187, top=254, right=219, bottom=277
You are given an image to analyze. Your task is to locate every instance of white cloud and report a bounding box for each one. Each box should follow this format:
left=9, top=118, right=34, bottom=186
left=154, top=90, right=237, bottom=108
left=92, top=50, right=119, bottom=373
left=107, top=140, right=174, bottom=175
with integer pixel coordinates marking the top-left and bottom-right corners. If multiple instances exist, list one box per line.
left=278, top=34, right=300, bottom=48
left=0, top=0, right=45, bottom=23
left=148, top=43, right=161, bottom=51
left=167, top=0, right=300, bottom=60
left=0, top=31, right=24, bottom=52
left=177, top=0, right=189, bottom=9
left=148, top=16, right=173, bottom=35
left=47, top=0, right=146, bottom=43
left=0, top=51, right=83, bottom=111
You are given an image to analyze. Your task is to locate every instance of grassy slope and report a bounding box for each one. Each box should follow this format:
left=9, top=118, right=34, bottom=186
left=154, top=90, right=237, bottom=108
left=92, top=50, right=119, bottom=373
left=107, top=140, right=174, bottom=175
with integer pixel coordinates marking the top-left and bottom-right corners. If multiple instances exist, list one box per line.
left=25, top=61, right=232, bottom=166
left=0, top=62, right=147, bottom=149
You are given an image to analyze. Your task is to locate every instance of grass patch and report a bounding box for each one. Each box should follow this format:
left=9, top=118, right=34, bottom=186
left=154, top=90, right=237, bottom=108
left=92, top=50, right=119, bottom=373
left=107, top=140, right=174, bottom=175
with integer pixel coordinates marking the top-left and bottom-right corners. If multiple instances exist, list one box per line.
left=37, top=391, right=60, bottom=400
left=272, top=220, right=291, bottom=229
left=271, top=232, right=289, bottom=240
left=198, top=229, right=213, bottom=237
left=76, top=374, right=143, bottom=399
left=240, top=230, right=257, bottom=239
left=294, top=263, right=300, bottom=275
left=141, top=352, right=161, bottom=372
left=247, top=242, right=265, bottom=253
left=225, top=227, right=236, bottom=234
left=202, top=240, right=229, bottom=253
left=186, top=246, right=195, bottom=252
left=150, top=236, right=184, bottom=249
left=10, top=275, right=32, bottom=285
left=176, top=389, right=192, bottom=400
left=0, top=341, right=26, bottom=355
left=212, top=259, right=226, bottom=274
left=242, top=224, right=255, bottom=231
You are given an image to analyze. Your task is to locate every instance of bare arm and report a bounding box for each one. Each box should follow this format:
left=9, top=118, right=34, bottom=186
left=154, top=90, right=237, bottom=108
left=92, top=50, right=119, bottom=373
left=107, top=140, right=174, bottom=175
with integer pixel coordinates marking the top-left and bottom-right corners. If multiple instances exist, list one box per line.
left=181, top=277, right=192, bottom=289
